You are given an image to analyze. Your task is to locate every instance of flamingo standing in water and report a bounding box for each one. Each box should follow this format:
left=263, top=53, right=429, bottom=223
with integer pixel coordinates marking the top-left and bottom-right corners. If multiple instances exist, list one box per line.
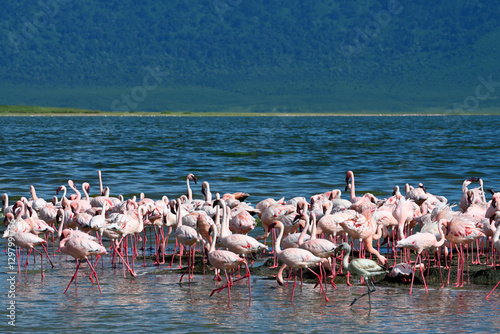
left=269, top=220, right=329, bottom=303
left=298, top=213, right=337, bottom=287
left=335, top=242, right=388, bottom=308
left=207, top=223, right=250, bottom=302
left=218, top=204, right=268, bottom=270
left=58, top=226, right=107, bottom=294
left=171, top=198, right=199, bottom=281
left=446, top=214, right=485, bottom=287
left=396, top=219, right=446, bottom=294
left=3, top=216, right=54, bottom=278
left=486, top=219, right=500, bottom=299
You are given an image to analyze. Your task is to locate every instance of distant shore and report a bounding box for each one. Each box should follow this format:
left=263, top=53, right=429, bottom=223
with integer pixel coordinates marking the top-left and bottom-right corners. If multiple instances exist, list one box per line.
left=1, top=105, right=499, bottom=116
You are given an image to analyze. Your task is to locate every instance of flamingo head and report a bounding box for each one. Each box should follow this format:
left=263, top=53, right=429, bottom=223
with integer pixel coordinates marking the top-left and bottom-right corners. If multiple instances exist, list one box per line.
left=187, top=174, right=197, bottom=184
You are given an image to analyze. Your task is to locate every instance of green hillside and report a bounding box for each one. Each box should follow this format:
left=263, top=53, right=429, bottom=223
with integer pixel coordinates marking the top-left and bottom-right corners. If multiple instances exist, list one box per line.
left=1, top=0, right=499, bottom=112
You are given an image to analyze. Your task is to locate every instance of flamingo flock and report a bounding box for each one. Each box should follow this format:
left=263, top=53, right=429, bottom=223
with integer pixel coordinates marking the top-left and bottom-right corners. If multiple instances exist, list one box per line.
left=2, top=170, right=500, bottom=306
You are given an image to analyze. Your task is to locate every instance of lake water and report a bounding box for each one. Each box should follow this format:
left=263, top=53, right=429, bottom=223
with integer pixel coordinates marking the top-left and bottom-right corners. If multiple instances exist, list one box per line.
left=1, top=115, right=500, bottom=333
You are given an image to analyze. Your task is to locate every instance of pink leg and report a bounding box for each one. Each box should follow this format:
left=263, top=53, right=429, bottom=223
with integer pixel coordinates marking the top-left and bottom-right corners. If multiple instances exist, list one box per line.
left=291, top=270, right=297, bottom=303
left=307, top=267, right=329, bottom=302
left=64, top=260, right=81, bottom=294
left=86, top=258, right=103, bottom=294
left=486, top=279, right=500, bottom=299
left=409, top=253, right=421, bottom=295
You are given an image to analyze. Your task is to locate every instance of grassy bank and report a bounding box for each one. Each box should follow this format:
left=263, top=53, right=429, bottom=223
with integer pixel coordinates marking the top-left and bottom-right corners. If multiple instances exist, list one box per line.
left=1, top=104, right=500, bottom=116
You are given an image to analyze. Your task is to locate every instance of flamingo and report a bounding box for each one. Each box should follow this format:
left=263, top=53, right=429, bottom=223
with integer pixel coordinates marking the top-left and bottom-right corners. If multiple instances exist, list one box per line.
left=29, top=185, right=47, bottom=211
left=298, top=212, right=337, bottom=287
left=3, top=218, right=54, bottom=278
left=486, top=218, right=500, bottom=299
left=186, top=173, right=197, bottom=201
left=218, top=205, right=268, bottom=266
left=89, top=202, right=109, bottom=241
left=459, top=177, right=485, bottom=212
left=2, top=193, right=14, bottom=219
left=67, top=180, right=92, bottom=212
left=107, top=205, right=148, bottom=277
left=201, top=181, right=213, bottom=203
left=339, top=208, right=387, bottom=265
left=485, top=191, right=500, bottom=219
left=229, top=208, right=257, bottom=235
left=405, top=183, right=429, bottom=206
left=171, top=198, right=199, bottom=281
left=58, top=228, right=107, bottom=294
left=335, top=242, right=388, bottom=308
left=446, top=213, right=485, bottom=287
left=396, top=219, right=446, bottom=294
left=207, top=224, right=249, bottom=302
left=389, top=262, right=425, bottom=283
left=345, top=170, right=362, bottom=204
left=269, top=220, right=329, bottom=303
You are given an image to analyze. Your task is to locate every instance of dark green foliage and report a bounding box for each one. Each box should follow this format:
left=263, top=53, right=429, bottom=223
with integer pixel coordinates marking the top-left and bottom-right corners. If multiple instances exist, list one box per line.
left=1, top=0, right=499, bottom=112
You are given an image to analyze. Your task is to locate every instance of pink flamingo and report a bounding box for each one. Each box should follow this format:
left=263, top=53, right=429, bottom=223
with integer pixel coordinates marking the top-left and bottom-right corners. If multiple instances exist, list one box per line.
left=28, top=185, right=47, bottom=211
left=218, top=205, right=268, bottom=268
left=171, top=199, right=199, bottom=281
left=186, top=173, right=198, bottom=201
left=460, top=177, right=485, bottom=212
left=229, top=208, right=257, bottom=235
left=405, top=183, right=428, bottom=206
left=108, top=205, right=148, bottom=277
left=67, top=180, right=92, bottom=212
left=396, top=219, right=446, bottom=294
left=345, top=170, right=363, bottom=204
left=4, top=218, right=54, bottom=278
left=485, top=191, right=500, bottom=219
left=339, top=208, right=387, bottom=265
left=298, top=212, right=337, bottom=288
left=446, top=214, right=485, bottom=287
left=486, top=219, right=500, bottom=299
left=207, top=224, right=250, bottom=302
left=269, top=220, right=329, bottom=303
left=58, top=228, right=107, bottom=294
left=393, top=197, right=418, bottom=240
left=201, top=181, right=213, bottom=203
left=2, top=193, right=14, bottom=219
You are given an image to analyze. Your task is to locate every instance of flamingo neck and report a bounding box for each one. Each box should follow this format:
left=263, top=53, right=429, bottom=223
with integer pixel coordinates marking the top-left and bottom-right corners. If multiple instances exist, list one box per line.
left=221, top=205, right=231, bottom=238
left=298, top=215, right=310, bottom=245
left=349, top=173, right=356, bottom=202
left=186, top=178, right=192, bottom=200
left=311, top=214, right=318, bottom=240
left=274, top=222, right=284, bottom=255
left=436, top=220, right=446, bottom=247
left=98, top=170, right=104, bottom=195
left=176, top=199, right=183, bottom=228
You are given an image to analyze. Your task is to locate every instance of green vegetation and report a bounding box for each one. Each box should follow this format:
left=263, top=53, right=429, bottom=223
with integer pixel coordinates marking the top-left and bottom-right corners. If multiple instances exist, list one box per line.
left=2, top=104, right=499, bottom=116
left=1, top=1, right=499, bottom=113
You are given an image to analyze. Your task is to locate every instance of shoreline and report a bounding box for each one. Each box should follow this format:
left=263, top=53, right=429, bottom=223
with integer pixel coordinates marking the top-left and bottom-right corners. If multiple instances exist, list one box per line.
left=1, top=105, right=499, bottom=117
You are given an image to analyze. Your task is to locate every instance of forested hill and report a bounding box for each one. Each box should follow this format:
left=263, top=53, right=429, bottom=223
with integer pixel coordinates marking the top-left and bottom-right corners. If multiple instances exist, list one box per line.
left=1, top=0, right=499, bottom=112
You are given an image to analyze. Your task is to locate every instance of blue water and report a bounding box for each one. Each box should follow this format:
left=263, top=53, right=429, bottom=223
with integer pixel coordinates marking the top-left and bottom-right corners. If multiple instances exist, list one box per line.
left=1, top=115, right=500, bottom=333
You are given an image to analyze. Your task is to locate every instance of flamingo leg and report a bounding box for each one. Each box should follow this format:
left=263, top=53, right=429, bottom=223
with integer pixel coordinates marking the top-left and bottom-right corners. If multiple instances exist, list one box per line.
left=351, top=278, right=376, bottom=307
left=64, top=260, right=81, bottom=294
left=307, top=267, right=329, bottom=302
left=409, top=253, right=421, bottom=295
left=86, top=258, right=103, bottom=294
left=486, top=279, right=500, bottom=299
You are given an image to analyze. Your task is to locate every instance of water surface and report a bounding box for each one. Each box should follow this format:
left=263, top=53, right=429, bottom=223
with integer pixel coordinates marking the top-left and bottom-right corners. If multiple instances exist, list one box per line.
left=1, top=115, right=500, bottom=333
